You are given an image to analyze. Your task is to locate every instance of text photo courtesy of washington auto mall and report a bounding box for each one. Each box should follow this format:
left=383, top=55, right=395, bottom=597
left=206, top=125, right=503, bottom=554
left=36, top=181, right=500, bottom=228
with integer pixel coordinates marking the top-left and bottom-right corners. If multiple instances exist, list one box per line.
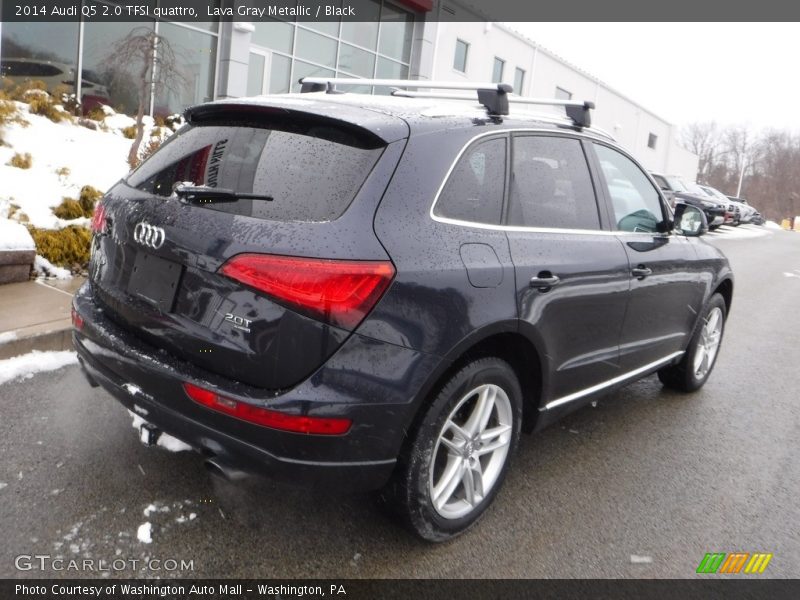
left=1, top=1, right=799, bottom=598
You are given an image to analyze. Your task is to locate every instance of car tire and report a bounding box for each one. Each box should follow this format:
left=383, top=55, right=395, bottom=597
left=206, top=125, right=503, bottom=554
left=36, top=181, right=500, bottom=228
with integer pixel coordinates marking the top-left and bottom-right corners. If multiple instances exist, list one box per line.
left=658, top=293, right=727, bottom=392
left=380, top=357, right=522, bottom=542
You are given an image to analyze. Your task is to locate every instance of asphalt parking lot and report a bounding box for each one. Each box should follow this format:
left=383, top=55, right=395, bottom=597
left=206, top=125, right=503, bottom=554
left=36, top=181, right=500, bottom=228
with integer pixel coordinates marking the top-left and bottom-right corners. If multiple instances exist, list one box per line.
left=1, top=225, right=798, bottom=579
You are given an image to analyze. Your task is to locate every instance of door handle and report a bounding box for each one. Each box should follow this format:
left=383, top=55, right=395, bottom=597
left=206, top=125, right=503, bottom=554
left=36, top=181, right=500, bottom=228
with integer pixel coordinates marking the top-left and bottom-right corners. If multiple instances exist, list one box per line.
left=632, top=265, right=652, bottom=280
left=529, top=273, right=561, bottom=290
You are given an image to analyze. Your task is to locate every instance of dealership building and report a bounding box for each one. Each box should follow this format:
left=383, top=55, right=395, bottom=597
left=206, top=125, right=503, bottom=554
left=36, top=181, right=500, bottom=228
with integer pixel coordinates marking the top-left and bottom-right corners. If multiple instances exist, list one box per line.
left=0, top=0, right=698, bottom=178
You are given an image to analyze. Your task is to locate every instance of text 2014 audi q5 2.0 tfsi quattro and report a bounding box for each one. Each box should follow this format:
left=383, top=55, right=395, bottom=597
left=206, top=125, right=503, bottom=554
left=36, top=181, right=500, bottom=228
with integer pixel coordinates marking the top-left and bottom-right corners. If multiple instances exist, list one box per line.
left=73, top=80, right=732, bottom=541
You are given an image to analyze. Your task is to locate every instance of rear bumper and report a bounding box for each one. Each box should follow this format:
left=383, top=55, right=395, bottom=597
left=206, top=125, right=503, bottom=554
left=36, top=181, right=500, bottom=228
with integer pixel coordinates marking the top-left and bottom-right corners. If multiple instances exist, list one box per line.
left=73, top=282, right=440, bottom=491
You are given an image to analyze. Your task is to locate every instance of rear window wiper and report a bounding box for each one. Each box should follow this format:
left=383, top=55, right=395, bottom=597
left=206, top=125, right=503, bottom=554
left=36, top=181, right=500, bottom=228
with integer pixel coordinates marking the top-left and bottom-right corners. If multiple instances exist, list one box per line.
left=173, top=184, right=273, bottom=204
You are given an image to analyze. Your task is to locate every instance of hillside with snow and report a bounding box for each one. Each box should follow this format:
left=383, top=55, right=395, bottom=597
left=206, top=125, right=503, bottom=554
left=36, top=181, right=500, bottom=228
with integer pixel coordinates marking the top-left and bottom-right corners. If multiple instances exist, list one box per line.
left=0, top=94, right=175, bottom=277
left=0, top=101, right=173, bottom=229
left=0, top=105, right=133, bottom=229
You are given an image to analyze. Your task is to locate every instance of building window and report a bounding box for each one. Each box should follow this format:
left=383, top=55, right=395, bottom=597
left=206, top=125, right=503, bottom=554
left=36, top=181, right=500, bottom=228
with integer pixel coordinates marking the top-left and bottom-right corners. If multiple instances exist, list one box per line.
left=1, top=9, right=220, bottom=118
left=555, top=86, right=572, bottom=100
left=454, top=39, right=469, bottom=73
left=0, top=21, right=80, bottom=104
left=492, top=57, right=505, bottom=83
left=250, top=0, right=415, bottom=94
left=514, top=67, right=525, bottom=94
left=154, top=22, right=218, bottom=116
left=648, top=133, right=658, bottom=149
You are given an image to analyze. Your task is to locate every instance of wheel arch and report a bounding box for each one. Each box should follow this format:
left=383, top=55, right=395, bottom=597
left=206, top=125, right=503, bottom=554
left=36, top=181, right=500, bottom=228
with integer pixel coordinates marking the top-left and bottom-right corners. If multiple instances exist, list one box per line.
left=407, top=325, right=545, bottom=443
left=713, top=276, right=733, bottom=314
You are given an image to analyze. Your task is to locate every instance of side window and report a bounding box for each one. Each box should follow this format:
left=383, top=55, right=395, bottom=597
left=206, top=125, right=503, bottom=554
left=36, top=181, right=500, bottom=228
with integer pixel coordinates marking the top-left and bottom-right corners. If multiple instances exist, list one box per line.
left=594, top=144, right=665, bottom=233
left=435, top=137, right=506, bottom=225
left=508, top=135, right=600, bottom=230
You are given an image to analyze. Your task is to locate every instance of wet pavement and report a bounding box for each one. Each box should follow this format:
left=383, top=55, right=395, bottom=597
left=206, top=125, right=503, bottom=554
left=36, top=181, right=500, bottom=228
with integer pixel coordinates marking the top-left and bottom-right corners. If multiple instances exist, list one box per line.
left=1, top=228, right=798, bottom=579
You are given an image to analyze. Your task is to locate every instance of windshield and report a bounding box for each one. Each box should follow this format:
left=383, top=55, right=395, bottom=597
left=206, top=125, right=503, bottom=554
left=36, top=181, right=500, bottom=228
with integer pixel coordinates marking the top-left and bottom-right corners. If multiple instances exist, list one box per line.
left=685, top=183, right=711, bottom=196
left=703, top=187, right=728, bottom=202
left=665, top=176, right=688, bottom=191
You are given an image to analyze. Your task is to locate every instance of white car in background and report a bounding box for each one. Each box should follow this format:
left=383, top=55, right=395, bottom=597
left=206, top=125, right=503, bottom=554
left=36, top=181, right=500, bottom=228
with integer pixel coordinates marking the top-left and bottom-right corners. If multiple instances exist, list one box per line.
left=699, top=185, right=757, bottom=225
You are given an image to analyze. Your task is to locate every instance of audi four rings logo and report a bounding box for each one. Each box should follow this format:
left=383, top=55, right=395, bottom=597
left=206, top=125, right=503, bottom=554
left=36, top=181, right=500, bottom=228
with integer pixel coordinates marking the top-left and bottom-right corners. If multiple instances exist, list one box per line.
left=133, top=222, right=166, bottom=249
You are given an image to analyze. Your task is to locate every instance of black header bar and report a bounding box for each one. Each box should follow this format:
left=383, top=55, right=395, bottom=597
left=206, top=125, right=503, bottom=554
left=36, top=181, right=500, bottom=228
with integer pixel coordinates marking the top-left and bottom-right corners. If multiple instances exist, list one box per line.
left=3, top=0, right=800, bottom=23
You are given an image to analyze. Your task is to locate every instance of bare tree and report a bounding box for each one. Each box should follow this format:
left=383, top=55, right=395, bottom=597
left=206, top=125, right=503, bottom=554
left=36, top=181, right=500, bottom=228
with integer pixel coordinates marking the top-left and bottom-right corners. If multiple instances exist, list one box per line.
left=681, top=121, right=719, bottom=182
left=681, top=121, right=800, bottom=222
left=105, top=27, right=187, bottom=168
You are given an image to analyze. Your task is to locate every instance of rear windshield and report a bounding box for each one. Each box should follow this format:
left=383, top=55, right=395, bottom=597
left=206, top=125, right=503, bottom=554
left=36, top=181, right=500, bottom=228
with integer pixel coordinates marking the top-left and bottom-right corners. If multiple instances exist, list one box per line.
left=127, top=122, right=384, bottom=222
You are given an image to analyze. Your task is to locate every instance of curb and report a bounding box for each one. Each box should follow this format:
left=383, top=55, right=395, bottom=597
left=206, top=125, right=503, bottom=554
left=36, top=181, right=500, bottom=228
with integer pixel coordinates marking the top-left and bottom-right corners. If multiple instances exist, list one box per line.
left=0, top=319, right=73, bottom=360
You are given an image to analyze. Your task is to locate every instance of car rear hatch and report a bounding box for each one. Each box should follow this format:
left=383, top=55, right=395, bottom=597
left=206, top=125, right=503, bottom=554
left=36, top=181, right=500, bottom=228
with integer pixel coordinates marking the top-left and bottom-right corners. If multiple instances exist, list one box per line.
left=88, top=101, right=407, bottom=390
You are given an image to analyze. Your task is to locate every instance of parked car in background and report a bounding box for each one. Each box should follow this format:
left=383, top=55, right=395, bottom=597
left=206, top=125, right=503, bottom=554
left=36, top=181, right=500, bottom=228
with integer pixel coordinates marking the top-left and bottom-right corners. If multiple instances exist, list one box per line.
left=0, top=57, right=110, bottom=114
left=724, top=195, right=760, bottom=225
left=651, top=172, right=725, bottom=229
left=650, top=172, right=683, bottom=204
left=696, top=185, right=746, bottom=225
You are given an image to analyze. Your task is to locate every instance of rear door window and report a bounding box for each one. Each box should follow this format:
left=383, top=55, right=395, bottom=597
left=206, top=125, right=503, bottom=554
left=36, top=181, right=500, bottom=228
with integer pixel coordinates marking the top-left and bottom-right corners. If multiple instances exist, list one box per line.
left=508, top=135, right=601, bottom=230
left=434, top=137, right=506, bottom=225
left=127, top=122, right=384, bottom=222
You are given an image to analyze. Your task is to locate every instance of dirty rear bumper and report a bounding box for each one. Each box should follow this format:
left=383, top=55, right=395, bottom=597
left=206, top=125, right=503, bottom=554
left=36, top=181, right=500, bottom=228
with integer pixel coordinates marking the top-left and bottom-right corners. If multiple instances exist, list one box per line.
left=72, top=282, right=440, bottom=492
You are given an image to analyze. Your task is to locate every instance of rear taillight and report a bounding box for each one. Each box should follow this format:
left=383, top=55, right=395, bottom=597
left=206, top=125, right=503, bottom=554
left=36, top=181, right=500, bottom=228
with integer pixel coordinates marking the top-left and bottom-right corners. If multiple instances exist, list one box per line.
left=71, top=306, right=84, bottom=330
left=183, top=382, right=352, bottom=435
left=219, top=254, right=395, bottom=329
left=90, top=202, right=107, bottom=234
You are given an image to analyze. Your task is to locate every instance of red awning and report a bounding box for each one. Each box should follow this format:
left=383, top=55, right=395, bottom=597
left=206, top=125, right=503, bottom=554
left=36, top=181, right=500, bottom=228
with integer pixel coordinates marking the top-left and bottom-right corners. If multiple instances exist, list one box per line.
left=396, top=0, right=434, bottom=12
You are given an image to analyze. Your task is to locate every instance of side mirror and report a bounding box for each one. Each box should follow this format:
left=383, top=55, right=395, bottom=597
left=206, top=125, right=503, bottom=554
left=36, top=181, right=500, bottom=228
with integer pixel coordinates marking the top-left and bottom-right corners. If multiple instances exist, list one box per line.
left=673, top=203, right=707, bottom=237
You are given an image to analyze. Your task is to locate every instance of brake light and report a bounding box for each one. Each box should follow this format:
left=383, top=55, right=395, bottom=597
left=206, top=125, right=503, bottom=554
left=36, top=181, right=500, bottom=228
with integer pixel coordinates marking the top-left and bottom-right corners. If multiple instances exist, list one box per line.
left=183, top=382, right=352, bottom=435
left=219, top=254, right=395, bottom=329
left=71, top=307, right=84, bottom=330
left=90, top=202, right=107, bottom=234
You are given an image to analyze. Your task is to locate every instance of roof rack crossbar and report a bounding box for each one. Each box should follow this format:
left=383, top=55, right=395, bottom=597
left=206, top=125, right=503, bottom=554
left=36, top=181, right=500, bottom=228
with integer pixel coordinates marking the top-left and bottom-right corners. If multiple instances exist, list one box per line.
left=298, top=77, right=512, bottom=116
left=506, top=96, right=595, bottom=128
left=298, top=77, right=595, bottom=126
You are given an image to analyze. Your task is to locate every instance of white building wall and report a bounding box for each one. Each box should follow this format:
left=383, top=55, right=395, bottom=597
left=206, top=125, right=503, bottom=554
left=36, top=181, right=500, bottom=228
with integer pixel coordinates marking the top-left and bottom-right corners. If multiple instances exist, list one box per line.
left=418, top=11, right=698, bottom=181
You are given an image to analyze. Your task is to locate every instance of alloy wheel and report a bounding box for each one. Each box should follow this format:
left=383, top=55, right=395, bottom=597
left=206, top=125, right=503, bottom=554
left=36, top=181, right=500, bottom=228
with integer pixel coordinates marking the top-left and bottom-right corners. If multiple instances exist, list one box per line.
left=693, top=306, right=723, bottom=379
left=428, top=383, right=513, bottom=520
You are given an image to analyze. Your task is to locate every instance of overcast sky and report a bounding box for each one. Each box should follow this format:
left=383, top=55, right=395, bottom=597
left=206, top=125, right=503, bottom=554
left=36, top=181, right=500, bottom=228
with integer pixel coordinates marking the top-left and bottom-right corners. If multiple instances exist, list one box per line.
left=508, top=23, right=797, bottom=132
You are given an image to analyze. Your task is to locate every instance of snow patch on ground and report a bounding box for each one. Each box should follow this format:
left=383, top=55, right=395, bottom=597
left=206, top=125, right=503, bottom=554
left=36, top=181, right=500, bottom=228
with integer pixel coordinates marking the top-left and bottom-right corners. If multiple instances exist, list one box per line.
left=0, top=105, right=130, bottom=228
left=136, top=522, right=152, bottom=544
left=0, top=350, right=77, bottom=386
left=0, top=331, right=18, bottom=344
left=706, top=224, right=773, bottom=239
left=103, top=113, right=137, bottom=131
left=143, top=503, right=170, bottom=517
left=765, top=221, right=783, bottom=230
left=34, top=255, right=72, bottom=279
left=0, top=219, right=35, bottom=250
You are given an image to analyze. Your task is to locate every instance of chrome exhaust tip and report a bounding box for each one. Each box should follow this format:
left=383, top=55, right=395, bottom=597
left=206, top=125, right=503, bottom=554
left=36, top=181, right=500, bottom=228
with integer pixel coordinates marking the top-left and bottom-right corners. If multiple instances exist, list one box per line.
left=204, top=459, right=248, bottom=482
